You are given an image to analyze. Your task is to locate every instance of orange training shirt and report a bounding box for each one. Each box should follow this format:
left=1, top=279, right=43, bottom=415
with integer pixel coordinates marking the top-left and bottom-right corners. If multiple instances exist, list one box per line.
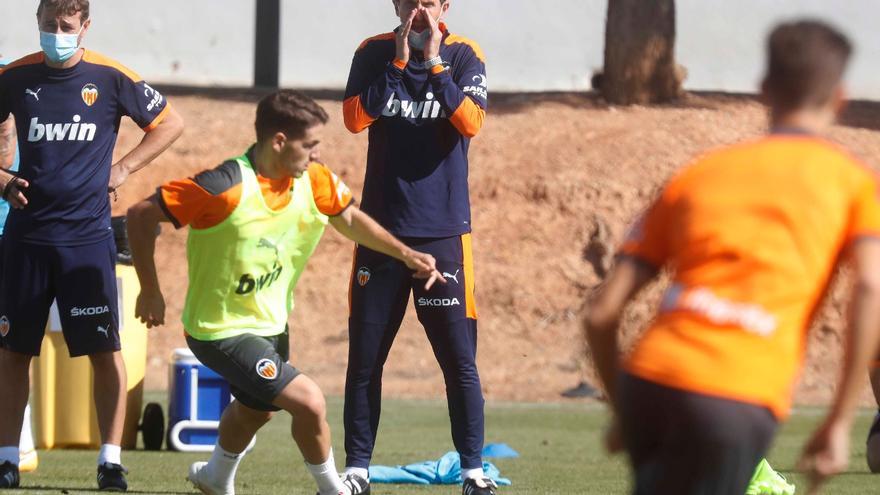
left=159, top=157, right=354, bottom=230
left=620, top=134, right=880, bottom=419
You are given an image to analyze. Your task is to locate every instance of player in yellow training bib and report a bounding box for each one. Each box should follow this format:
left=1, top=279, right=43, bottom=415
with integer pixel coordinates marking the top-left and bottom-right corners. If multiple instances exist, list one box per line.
left=126, top=90, right=444, bottom=495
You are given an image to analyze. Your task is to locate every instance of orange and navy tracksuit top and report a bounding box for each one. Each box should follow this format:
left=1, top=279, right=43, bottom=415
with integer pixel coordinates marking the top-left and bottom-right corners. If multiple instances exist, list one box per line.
left=619, top=133, right=880, bottom=419
left=343, top=23, right=486, bottom=238
left=157, top=147, right=354, bottom=230
left=0, top=50, right=170, bottom=245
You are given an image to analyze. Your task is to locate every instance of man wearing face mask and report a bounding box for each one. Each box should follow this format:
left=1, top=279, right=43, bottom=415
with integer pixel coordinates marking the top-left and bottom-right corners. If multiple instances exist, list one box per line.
left=0, top=0, right=184, bottom=491
left=343, top=1, right=492, bottom=494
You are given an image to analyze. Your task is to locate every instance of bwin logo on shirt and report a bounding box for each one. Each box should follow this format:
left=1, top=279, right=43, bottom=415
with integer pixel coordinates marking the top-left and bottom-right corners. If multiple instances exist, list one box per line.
left=235, top=263, right=283, bottom=295
left=382, top=92, right=446, bottom=120
left=28, top=115, right=96, bottom=142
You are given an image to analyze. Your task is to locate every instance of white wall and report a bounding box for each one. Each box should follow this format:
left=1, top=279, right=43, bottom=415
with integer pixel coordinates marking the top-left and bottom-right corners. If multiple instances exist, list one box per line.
left=2, top=0, right=878, bottom=99
left=677, top=0, right=880, bottom=99
left=280, top=0, right=605, bottom=92
left=1, top=0, right=255, bottom=86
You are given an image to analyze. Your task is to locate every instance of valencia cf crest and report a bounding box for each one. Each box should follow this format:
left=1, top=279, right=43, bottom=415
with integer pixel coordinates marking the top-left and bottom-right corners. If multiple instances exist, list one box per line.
left=81, top=83, right=99, bottom=106
left=255, top=358, right=278, bottom=380
left=357, top=267, right=371, bottom=287
left=0, top=316, right=9, bottom=337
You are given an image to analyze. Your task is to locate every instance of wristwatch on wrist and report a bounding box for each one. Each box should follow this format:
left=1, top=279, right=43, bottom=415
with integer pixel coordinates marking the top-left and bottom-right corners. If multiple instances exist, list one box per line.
left=423, top=56, right=443, bottom=69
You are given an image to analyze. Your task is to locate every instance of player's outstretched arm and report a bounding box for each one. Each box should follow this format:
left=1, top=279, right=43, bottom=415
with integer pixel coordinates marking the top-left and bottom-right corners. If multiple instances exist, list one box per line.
left=799, top=238, right=880, bottom=494
left=329, top=205, right=445, bottom=289
left=109, top=106, right=184, bottom=191
left=583, top=256, right=656, bottom=409
left=126, top=195, right=175, bottom=328
left=583, top=256, right=657, bottom=454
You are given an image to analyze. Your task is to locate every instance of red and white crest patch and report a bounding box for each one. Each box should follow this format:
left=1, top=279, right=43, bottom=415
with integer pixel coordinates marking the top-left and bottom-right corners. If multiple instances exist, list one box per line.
left=357, top=267, right=371, bottom=287
left=255, top=358, right=278, bottom=380
left=81, top=83, right=99, bottom=106
left=0, top=316, right=9, bottom=337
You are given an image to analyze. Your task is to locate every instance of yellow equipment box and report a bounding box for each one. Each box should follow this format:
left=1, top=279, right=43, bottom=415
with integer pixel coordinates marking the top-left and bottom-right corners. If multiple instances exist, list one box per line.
left=32, top=263, right=148, bottom=449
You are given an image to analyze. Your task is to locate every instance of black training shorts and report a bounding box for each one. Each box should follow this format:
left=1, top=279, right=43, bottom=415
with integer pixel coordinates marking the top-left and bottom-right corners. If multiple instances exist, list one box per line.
left=186, top=326, right=299, bottom=412
left=618, top=372, right=778, bottom=495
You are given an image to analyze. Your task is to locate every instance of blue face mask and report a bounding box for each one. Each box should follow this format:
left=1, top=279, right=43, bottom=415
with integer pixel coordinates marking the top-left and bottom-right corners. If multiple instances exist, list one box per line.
left=39, top=26, right=83, bottom=63
left=408, top=29, right=431, bottom=50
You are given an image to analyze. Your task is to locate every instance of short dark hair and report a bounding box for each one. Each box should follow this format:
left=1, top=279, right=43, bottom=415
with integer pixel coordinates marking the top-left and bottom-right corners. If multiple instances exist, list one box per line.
left=763, top=20, right=852, bottom=112
left=37, top=0, right=89, bottom=21
left=254, top=90, right=329, bottom=142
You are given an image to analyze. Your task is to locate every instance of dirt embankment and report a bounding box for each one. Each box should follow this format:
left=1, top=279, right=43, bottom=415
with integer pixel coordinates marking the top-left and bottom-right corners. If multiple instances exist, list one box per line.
left=110, top=91, right=880, bottom=406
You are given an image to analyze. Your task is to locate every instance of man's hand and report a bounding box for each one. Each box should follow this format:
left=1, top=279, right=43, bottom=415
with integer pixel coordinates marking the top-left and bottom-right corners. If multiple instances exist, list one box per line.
left=329, top=206, right=445, bottom=288
left=402, top=249, right=445, bottom=290
left=135, top=288, right=166, bottom=329
left=420, top=7, right=443, bottom=60
left=1, top=169, right=28, bottom=209
left=797, top=419, right=851, bottom=494
left=395, top=8, right=418, bottom=64
left=109, top=162, right=130, bottom=192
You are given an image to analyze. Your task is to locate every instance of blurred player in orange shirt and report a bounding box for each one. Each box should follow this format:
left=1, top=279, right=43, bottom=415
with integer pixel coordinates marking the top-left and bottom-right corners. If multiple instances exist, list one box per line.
left=584, top=20, right=880, bottom=495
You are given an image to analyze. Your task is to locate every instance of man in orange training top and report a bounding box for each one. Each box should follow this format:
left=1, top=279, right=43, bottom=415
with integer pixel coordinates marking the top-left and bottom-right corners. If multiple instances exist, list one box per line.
left=584, top=20, right=880, bottom=495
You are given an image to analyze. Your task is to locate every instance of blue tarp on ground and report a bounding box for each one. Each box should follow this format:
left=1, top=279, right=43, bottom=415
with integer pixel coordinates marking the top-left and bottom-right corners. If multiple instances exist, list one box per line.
left=369, top=444, right=518, bottom=485
left=481, top=443, right=519, bottom=459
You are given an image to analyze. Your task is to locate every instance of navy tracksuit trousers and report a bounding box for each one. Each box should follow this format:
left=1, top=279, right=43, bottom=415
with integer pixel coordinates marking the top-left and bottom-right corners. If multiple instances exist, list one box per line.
left=344, top=234, right=485, bottom=469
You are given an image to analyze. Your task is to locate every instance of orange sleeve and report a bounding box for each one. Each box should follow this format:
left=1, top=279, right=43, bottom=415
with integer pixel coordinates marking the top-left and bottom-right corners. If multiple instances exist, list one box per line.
left=619, top=185, right=677, bottom=268
left=847, top=170, right=880, bottom=242
left=308, top=162, right=355, bottom=216
left=158, top=178, right=242, bottom=230
left=343, top=95, right=377, bottom=134
left=448, top=97, right=485, bottom=138
left=143, top=104, right=170, bottom=132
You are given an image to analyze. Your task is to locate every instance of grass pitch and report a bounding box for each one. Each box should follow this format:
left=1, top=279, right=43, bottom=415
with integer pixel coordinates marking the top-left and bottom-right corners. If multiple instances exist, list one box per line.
left=16, top=395, right=880, bottom=494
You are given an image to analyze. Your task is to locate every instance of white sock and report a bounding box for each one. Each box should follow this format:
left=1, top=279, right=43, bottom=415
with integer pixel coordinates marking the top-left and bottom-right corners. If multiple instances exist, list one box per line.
left=205, top=443, right=244, bottom=491
left=0, top=446, right=18, bottom=466
left=344, top=466, right=369, bottom=481
left=305, top=448, right=348, bottom=495
left=19, top=404, right=34, bottom=452
left=98, top=444, right=121, bottom=466
left=463, top=467, right=485, bottom=480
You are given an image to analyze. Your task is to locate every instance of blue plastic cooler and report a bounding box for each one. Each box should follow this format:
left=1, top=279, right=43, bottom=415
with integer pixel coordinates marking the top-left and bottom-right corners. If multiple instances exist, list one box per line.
left=167, top=348, right=231, bottom=452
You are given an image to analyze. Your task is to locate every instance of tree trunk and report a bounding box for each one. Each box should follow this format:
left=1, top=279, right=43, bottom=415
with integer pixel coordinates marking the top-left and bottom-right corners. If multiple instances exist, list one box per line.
left=601, top=0, right=683, bottom=105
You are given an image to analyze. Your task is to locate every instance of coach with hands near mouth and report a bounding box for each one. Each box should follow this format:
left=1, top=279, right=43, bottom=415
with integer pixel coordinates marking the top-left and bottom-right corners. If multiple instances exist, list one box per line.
left=342, top=1, right=492, bottom=494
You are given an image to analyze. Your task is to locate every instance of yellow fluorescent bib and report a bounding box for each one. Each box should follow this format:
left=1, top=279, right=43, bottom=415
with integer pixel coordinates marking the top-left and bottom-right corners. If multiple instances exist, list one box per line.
left=182, top=153, right=327, bottom=340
